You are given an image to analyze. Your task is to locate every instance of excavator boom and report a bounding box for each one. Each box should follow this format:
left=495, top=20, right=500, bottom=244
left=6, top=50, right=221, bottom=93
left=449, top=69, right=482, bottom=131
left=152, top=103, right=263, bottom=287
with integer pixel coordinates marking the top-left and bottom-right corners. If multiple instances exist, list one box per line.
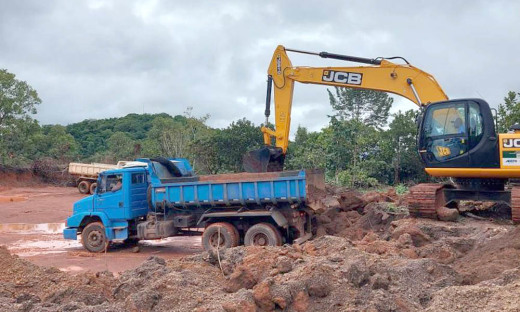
left=244, top=45, right=448, bottom=172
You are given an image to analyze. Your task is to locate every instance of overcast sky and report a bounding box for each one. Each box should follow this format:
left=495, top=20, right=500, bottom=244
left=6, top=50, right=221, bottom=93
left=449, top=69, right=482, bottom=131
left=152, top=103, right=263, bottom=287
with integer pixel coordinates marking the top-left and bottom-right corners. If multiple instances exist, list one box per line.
left=1, top=0, right=520, bottom=134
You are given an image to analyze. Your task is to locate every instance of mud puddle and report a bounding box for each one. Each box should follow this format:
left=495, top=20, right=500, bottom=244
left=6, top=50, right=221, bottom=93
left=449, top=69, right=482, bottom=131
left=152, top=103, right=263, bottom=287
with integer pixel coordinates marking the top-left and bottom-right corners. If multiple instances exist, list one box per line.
left=0, top=195, right=27, bottom=203
left=0, top=222, right=65, bottom=233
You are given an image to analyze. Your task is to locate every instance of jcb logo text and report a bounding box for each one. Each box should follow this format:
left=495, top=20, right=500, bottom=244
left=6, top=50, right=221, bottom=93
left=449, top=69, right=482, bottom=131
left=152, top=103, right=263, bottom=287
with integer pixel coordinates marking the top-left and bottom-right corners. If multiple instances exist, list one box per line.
left=503, top=138, right=520, bottom=148
left=322, top=70, right=362, bottom=85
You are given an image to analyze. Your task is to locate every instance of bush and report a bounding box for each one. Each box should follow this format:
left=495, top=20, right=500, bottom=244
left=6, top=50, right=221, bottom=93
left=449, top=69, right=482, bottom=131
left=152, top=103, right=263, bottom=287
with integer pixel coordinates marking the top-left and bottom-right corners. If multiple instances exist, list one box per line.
left=395, top=183, right=409, bottom=195
left=336, top=167, right=379, bottom=188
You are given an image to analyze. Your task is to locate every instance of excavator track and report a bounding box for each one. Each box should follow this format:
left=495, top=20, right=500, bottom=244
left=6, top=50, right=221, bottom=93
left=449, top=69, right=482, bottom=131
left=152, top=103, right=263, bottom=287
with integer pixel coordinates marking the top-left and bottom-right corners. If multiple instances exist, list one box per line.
left=510, top=186, right=520, bottom=224
left=407, top=183, right=446, bottom=219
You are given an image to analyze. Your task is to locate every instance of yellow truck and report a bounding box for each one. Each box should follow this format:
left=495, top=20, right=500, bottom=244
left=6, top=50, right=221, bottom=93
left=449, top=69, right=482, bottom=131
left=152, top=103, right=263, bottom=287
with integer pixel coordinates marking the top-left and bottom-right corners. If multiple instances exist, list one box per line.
left=68, top=161, right=143, bottom=194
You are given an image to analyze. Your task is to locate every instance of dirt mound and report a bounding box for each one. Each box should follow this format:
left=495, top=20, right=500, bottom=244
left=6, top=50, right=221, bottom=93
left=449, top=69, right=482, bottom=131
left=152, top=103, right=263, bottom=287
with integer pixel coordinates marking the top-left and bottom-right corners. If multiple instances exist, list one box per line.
left=205, top=236, right=460, bottom=312
left=316, top=187, right=407, bottom=241
left=0, top=246, right=116, bottom=311
left=0, top=161, right=72, bottom=187
left=426, top=268, right=520, bottom=311
left=454, top=224, right=520, bottom=284
left=3, top=186, right=520, bottom=311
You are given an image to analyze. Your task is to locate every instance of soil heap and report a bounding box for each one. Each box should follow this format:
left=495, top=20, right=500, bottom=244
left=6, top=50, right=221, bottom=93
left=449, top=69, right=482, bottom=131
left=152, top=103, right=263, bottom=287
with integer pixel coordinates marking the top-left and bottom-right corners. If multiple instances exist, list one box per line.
left=3, top=186, right=520, bottom=311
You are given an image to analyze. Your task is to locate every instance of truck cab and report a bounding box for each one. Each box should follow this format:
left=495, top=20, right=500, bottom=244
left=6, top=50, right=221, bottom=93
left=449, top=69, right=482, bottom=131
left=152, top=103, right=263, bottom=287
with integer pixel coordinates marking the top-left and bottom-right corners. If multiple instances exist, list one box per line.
left=63, top=166, right=149, bottom=251
left=63, top=158, right=194, bottom=252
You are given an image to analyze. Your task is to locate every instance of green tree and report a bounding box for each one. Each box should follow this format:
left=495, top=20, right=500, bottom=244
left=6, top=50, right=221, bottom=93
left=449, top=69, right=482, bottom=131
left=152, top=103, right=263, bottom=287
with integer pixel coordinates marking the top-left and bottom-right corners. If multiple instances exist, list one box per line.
left=326, top=88, right=393, bottom=187
left=36, top=125, right=79, bottom=162
left=189, top=129, right=222, bottom=174
left=107, top=131, right=135, bottom=160
left=0, top=118, right=41, bottom=166
left=0, top=69, right=42, bottom=166
left=381, top=110, right=425, bottom=184
left=497, top=91, right=520, bottom=133
left=0, top=69, right=41, bottom=129
left=285, top=126, right=327, bottom=170
left=214, top=118, right=264, bottom=172
left=327, top=87, right=393, bottom=129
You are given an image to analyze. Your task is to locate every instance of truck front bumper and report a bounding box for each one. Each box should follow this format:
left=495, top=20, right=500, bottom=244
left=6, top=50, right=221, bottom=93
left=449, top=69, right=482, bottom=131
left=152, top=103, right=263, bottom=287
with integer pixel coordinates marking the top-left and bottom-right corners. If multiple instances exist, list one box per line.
left=63, top=227, right=78, bottom=240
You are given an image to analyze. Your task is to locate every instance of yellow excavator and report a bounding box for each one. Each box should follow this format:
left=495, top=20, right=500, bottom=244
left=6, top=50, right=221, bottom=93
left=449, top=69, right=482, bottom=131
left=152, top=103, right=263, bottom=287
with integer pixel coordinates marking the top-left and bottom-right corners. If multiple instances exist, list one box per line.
left=243, top=45, right=520, bottom=223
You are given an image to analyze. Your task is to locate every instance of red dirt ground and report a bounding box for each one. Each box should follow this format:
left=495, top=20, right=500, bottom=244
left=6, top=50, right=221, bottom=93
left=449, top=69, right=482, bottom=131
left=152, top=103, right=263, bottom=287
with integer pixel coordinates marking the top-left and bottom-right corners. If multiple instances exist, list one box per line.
left=0, top=186, right=203, bottom=274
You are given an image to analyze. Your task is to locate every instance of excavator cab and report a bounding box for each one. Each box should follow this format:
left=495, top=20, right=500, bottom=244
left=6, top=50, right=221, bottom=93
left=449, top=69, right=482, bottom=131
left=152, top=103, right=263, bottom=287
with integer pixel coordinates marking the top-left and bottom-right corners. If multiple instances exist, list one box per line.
left=418, top=99, right=499, bottom=169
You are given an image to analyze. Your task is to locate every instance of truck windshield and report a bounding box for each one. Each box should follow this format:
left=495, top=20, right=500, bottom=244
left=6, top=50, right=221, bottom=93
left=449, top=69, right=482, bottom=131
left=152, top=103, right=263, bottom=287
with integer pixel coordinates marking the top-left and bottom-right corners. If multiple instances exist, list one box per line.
left=98, top=174, right=123, bottom=193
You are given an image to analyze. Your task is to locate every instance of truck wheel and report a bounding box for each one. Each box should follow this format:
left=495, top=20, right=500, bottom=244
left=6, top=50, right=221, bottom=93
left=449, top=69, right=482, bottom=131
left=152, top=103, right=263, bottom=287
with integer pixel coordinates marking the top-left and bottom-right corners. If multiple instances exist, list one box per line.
left=202, top=222, right=239, bottom=251
left=81, top=222, right=108, bottom=253
left=244, top=223, right=282, bottom=247
left=78, top=181, right=91, bottom=194
left=89, top=183, right=97, bottom=194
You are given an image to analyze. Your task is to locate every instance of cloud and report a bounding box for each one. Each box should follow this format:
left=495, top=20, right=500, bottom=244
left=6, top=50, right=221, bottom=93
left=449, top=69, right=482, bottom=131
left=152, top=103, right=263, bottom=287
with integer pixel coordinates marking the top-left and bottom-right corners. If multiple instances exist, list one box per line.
left=1, top=0, right=519, bottom=137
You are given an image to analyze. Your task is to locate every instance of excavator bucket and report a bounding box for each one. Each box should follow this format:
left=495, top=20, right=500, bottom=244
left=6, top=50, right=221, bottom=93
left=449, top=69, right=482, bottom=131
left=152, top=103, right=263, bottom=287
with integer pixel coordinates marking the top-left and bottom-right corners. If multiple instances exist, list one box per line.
left=243, top=147, right=285, bottom=173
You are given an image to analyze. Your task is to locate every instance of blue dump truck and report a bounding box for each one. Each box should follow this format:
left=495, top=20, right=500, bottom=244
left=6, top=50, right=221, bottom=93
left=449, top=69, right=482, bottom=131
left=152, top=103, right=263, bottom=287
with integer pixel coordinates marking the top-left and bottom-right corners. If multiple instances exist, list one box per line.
left=63, top=157, right=325, bottom=252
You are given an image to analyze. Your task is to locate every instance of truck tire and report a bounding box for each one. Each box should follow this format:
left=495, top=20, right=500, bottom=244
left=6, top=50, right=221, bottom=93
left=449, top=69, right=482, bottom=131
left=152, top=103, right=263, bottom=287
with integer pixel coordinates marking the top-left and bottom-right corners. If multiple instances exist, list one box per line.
left=78, top=181, right=91, bottom=194
left=89, top=183, right=97, bottom=194
left=81, top=222, right=108, bottom=253
left=202, top=222, right=239, bottom=252
left=244, top=223, right=282, bottom=247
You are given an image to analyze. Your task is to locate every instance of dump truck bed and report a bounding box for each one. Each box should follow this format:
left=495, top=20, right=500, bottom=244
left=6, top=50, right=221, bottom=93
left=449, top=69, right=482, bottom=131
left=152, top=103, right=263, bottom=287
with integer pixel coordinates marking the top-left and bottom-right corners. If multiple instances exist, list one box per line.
left=68, top=162, right=118, bottom=177
left=151, top=170, right=325, bottom=210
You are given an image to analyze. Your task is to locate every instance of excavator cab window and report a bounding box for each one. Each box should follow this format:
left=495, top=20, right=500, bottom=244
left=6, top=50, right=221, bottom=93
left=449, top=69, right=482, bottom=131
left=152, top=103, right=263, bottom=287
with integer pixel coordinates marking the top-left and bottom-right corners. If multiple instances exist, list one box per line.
left=420, top=99, right=499, bottom=168
left=468, top=102, right=483, bottom=149
left=422, top=101, right=469, bottom=162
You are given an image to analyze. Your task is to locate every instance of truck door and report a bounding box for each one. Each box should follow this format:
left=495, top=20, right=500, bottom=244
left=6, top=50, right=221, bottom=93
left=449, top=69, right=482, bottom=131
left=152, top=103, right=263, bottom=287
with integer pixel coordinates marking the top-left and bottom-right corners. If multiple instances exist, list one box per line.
left=95, top=173, right=126, bottom=220
left=128, top=171, right=148, bottom=219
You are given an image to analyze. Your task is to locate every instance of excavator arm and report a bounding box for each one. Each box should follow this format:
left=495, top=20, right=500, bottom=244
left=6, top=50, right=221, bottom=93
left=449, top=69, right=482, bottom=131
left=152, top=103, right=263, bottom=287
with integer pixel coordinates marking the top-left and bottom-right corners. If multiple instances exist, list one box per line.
left=243, top=45, right=448, bottom=172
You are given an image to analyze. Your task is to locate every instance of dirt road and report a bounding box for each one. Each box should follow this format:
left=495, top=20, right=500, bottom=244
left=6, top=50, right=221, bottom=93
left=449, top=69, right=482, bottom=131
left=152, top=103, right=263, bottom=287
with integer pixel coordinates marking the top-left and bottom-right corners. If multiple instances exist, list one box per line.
left=0, top=186, right=203, bottom=274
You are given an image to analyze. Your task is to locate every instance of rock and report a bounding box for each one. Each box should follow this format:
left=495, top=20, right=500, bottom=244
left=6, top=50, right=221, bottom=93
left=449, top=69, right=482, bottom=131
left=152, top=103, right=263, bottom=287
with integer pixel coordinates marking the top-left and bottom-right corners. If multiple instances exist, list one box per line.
left=253, top=281, right=274, bottom=311
left=396, top=233, right=414, bottom=247
left=222, top=300, right=256, bottom=312
left=273, top=296, right=287, bottom=309
left=400, top=248, right=419, bottom=259
left=307, top=279, right=331, bottom=298
left=337, top=191, right=366, bottom=212
left=436, top=206, right=459, bottom=222
left=125, top=290, right=161, bottom=312
left=345, top=262, right=369, bottom=287
left=276, top=257, right=293, bottom=274
left=292, top=291, right=309, bottom=312
left=371, top=273, right=390, bottom=290
left=320, top=196, right=341, bottom=210
left=392, top=223, right=431, bottom=247
left=224, top=266, right=257, bottom=293
left=362, top=191, right=393, bottom=204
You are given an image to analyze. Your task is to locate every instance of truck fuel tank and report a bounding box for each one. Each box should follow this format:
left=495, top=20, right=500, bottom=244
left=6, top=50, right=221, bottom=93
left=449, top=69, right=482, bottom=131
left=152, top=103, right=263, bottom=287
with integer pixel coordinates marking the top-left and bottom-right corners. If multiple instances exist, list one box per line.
left=137, top=219, right=177, bottom=240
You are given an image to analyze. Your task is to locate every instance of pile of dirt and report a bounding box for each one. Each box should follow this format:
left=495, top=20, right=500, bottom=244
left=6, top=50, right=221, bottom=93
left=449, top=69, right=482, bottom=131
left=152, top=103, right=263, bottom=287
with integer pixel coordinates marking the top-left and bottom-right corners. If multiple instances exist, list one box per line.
left=315, top=187, right=407, bottom=241
left=3, top=186, right=520, bottom=311
left=0, top=166, right=37, bottom=187
left=0, top=246, right=116, bottom=311
left=425, top=268, right=520, bottom=311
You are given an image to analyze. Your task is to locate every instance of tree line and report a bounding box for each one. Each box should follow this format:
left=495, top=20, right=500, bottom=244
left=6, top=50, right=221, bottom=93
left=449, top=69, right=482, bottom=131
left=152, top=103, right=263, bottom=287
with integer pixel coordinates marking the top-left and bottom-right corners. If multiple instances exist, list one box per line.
left=2, top=68, right=520, bottom=187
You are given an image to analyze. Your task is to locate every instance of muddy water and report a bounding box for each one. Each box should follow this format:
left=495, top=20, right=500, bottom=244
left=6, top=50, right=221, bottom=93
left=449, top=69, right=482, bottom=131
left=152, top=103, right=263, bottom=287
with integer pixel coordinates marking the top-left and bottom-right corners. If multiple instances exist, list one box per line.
left=0, top=222, right=65, bottom=234
left=0, top=195, right=27, bottom=203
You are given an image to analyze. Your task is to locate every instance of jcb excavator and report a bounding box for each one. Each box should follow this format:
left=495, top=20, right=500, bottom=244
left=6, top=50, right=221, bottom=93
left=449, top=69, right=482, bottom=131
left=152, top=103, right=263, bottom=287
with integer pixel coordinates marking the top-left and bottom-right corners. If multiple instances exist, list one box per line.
left=243, top=45, right=520, bottom=223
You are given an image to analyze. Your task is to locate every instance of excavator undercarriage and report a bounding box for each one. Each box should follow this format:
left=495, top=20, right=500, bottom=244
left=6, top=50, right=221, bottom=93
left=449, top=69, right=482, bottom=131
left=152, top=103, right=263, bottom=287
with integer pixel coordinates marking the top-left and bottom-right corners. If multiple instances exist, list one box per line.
left=408, top=179, right=520, bottom=224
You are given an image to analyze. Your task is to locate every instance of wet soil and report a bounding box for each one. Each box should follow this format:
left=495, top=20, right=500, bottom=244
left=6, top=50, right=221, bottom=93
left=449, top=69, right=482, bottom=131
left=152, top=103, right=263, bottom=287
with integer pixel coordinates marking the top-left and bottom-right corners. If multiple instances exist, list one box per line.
left=0, top=186, right=203, bottom=274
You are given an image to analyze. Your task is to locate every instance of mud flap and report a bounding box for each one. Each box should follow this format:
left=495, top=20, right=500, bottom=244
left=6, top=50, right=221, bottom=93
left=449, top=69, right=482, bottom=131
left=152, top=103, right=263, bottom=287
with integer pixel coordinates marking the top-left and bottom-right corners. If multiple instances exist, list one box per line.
left=63, top=228, right=78, bottom=240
